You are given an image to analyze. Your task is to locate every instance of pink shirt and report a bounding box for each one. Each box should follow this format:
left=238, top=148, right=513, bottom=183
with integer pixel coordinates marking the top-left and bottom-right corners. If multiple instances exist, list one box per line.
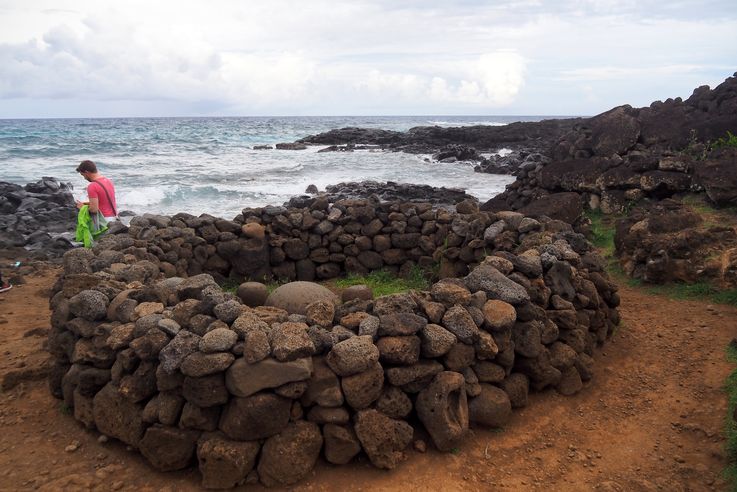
left=87, top=177, right=117, bottom=217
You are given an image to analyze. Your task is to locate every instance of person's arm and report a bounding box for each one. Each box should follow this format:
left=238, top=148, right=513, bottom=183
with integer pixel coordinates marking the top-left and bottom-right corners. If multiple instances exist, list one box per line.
left=88, top=197, right=100, bottom=214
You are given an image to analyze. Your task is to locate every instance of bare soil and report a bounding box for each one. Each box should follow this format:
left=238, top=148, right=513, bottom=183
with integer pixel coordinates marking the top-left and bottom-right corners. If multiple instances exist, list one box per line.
left=0, top=262, right=733, bottom=491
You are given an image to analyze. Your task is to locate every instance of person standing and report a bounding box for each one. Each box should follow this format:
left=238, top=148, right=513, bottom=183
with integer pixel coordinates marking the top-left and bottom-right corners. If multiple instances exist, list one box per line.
left=74, top=160, right=117, bottom=221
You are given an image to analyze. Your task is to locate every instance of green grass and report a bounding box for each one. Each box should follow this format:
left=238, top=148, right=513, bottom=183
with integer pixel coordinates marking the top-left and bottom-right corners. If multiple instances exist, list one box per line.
left=584, top=209, right=617, bottom=259
left=219, top=278, right=241, bottom=294
left=335, top=267, right=431, bottom=297
left=636, top=281, right=737, bottom=309
left=723, top=344, right=737, bottom=488
left=632, top=278, right=737, bottom=308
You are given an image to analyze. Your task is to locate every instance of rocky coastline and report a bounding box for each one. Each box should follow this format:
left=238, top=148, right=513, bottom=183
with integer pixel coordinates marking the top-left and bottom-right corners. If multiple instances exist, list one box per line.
left=293, top=118, right=579, bottom=175
left=2, top=74, right=736, bottom=280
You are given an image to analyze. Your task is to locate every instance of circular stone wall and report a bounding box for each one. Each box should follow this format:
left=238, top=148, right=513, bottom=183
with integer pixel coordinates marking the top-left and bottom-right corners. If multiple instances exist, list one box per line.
left=48, top=200, right=619, bottom=488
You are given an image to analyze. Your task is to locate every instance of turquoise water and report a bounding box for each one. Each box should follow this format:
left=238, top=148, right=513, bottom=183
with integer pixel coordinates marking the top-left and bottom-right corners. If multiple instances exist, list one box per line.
left=0, top=116, right=549, bottom=218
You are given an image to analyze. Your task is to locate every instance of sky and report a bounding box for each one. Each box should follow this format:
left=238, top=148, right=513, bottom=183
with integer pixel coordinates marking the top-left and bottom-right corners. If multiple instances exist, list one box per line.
left=0, top=0, right=735, bottom=118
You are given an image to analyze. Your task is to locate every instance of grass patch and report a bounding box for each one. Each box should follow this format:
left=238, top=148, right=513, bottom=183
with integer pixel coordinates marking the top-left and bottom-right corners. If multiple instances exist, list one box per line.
left=681, top=193, right=718, bottom=215
left=584, top=209, right=617, bottom=259
left=336, top=267, right=431, bottom=297
left=624, top=280, right=737, bottom=309
left=724, top=344, right=737, bottom=487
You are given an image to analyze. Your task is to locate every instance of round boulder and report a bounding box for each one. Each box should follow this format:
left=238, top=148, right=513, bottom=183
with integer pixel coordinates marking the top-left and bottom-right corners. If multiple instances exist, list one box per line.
left=265, top=281, right=338, bottom=315
left=237, top=282, right=269, bottom=307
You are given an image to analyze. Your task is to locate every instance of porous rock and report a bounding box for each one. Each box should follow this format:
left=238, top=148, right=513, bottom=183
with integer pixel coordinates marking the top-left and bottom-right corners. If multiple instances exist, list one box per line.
left=219, top=393, right=291, bottom=441
left=257, top=421, right=323, bottom=487
left=93, top=383, right=145, bottom=447
left=341, top=361, right=384, bottom=409
left=354, top=409, right=413, bottom=469
left=197, top=433, right=261, bottom=489
left=269, top=322, right=315, bottom=361
left=139, top=425, right=199, bottom=472
left=323, top=424, right=361, bottom=465
left=326, top=335, right=379, bottom=376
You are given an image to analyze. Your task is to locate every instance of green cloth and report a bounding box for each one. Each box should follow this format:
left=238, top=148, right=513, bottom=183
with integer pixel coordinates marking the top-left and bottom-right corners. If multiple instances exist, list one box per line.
left=76, top=205, right=108, bottom=248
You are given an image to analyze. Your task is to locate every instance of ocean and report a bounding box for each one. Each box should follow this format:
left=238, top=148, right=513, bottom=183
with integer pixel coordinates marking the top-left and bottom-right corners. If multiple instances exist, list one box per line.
left=0, top=116, right=549, bottom=219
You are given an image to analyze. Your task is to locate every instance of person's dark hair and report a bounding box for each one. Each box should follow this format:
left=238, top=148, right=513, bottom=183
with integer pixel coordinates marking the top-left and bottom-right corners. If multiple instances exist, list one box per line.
left=76, top=160, right=97, bottom=173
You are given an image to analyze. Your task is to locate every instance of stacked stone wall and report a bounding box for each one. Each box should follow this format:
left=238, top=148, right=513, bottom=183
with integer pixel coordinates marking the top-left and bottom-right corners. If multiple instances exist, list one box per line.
left=48, top=199, right=620, bottom=488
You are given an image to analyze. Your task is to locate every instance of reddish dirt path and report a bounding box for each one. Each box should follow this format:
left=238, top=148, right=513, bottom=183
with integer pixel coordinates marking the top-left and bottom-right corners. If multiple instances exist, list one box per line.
left=0, top=265, right=732, bottom=491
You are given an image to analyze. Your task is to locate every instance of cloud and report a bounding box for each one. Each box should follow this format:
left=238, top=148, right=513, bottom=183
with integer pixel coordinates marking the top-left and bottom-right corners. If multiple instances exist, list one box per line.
left=0, top=0, right=734, bottom=116
left=355, top=52, right=526, bottom=106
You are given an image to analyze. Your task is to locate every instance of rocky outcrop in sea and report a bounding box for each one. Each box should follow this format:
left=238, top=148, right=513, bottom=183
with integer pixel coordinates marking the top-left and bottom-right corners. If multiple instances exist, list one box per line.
left=295, top=119, right=581, bottom=174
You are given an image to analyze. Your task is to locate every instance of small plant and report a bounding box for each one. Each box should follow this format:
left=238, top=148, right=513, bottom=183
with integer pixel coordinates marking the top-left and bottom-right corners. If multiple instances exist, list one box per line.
left=60, top=404, right=72, bottom=415
left=219, top=278, right=241, bottom=294
left=712, top=130, right=737, bottom=150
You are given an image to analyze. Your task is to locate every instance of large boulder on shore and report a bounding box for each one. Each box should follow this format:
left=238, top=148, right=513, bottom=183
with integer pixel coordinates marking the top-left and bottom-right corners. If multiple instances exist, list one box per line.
left=265, top=281, right=338, bottom=315
left=589, top=105, right=641, bottom=157
left=693, top=148, right=737, bottom=206
left=518, top=192, right=583, bottom=224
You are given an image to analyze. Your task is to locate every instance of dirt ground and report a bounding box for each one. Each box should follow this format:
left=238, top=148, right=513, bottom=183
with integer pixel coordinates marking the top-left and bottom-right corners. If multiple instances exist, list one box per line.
left=0, top=261, right=733, bottom=491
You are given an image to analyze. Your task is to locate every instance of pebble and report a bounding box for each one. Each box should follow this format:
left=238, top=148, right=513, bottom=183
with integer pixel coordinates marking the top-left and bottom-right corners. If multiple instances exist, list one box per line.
left=97, top=435, right=109, bottom=444
left=112, top=481, right=124, bottom=490
left=413, top=440, right=427, bottom=453
left=64, top=440, right=80, bottom=452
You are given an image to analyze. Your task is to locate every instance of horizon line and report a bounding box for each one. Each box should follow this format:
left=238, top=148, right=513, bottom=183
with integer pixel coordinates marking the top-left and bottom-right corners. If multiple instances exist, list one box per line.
left=0, top=114, right=586, bottom=121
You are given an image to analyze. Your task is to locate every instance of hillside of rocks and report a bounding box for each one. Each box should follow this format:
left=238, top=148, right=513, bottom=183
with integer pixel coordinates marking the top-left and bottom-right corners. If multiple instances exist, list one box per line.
left=480, top=73, right=737, bottom=286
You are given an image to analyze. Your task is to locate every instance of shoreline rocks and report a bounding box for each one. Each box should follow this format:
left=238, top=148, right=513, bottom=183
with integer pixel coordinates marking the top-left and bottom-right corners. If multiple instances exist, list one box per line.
left=0, top=177, right=77, bottom=257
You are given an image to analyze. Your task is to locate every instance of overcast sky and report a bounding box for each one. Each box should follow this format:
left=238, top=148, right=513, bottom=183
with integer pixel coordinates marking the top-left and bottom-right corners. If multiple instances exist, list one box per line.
left=0, top=0, right=735, bottom=118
